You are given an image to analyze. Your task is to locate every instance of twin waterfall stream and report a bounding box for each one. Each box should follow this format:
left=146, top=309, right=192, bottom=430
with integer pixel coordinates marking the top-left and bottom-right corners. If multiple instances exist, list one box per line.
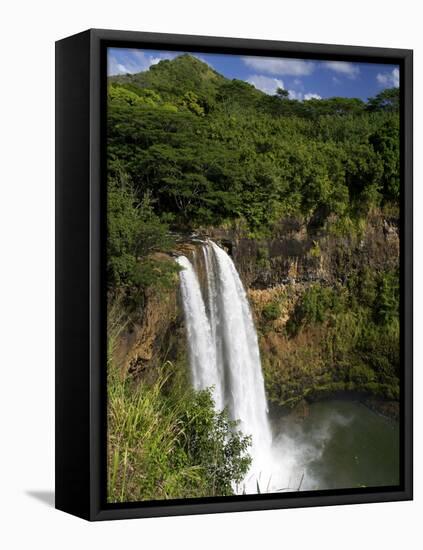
left=176, top=240, right=275, bottom=494
left=176, top=240, right=400, bottom=494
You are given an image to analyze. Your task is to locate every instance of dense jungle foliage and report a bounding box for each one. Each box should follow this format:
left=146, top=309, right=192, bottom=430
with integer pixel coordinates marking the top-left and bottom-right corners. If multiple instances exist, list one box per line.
left=107, top=55, right=399, bottom=299
left=260, top=266, right=400, bottom=409
left=107, top=54, right=400, bottom=500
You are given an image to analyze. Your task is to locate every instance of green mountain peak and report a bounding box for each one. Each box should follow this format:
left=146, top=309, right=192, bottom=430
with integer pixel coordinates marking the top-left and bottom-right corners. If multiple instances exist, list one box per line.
left=110, top=53, right=226, bottom=101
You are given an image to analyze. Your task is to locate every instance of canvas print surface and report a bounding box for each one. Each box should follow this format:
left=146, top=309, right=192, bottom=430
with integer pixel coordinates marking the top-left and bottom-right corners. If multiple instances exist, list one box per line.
left=106, top=47, right=400, bottom=503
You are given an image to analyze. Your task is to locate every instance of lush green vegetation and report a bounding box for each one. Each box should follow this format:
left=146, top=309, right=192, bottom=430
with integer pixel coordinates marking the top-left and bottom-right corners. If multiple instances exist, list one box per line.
left=107, top=55, right=400, bottom=311
left=107, top=175, right=180, bottom=309
left=108, top=367, right=252, bottom=501
left=106, top=54, right=400, bottom=499
left=108, top=54, right=399, bottom=239
left=262, top=267, right=400, bottom=408
left=107, top=306, right=251, bottom=502
left=262, top=301, right=282, bottom=322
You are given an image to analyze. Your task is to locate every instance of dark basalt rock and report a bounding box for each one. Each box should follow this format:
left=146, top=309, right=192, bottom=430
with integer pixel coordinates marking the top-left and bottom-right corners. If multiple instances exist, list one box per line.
left=201, top=212, right=399, bottom=290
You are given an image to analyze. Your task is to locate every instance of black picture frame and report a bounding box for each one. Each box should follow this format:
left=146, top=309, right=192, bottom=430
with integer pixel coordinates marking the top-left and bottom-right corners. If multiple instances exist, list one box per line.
left=55, top=28, right=413, bottom=521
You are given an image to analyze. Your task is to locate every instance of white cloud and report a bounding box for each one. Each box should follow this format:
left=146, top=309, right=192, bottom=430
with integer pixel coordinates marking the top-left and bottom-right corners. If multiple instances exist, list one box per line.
left=289, top=90, right=321, bottom=101
left=376, top=67, right=400, bottom=88
left=150, top=56, right=167, bottom=66
left=243, top=56, right=314, bottom=76
left=108, top=50, right=177, bottom=75
left=108, top=57, right=131, bottom=75
left=247, top=75, right=321, bottom=101
left=304, top=93, right=322, bottom=100
left=287, top=89, right=302, bottom=100
left=323, top=61, right=360, bottom=79
left=247, top=74, right=285, bottom=94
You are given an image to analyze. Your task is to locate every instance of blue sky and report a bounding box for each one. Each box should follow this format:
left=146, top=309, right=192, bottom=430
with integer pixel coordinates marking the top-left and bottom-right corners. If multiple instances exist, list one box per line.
left=108, top=47, right=399, bottom=102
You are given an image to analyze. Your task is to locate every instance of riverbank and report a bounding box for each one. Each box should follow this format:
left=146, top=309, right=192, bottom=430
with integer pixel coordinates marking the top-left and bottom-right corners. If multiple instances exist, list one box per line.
left=270, top=391, right=399, bottom=422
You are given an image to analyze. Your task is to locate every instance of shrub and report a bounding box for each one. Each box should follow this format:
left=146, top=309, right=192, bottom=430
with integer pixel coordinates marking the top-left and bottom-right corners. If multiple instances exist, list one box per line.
left=287, top=284, right=345, bottom=335
left=262, top=302, right=281, bottom=322
left=107, top=359, right=252, bottom=502
left=107, top=177, right=180, bottom=307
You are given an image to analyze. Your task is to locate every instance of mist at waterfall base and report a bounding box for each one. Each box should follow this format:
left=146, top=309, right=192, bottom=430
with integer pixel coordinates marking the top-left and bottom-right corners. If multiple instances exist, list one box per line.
left=176, top=241, right=399, bottom=495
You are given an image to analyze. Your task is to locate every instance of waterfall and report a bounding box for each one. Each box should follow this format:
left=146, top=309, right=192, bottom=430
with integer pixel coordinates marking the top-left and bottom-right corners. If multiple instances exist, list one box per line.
left=176, top=255, right=224, bottom=410
left=177, top=241, right=273, bottom=493
left=202, top=245, right=224, bottom=389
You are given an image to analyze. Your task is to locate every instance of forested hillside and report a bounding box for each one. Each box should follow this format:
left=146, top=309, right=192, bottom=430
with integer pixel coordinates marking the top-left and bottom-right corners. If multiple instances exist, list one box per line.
left=109, top=55, right=399, bottom=239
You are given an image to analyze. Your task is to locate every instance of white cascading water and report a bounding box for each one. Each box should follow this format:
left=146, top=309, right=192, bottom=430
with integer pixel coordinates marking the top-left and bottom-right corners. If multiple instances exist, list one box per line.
left=177, top=241, right=273, bottom=493
left=176, top=255, right=224, bottom=410
left=202, top=245, right=224, bottom=388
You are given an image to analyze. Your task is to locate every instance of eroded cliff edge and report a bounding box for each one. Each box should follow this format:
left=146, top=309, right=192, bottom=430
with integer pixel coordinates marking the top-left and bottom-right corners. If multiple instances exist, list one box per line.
left=114, top=210, right=399, bottom=417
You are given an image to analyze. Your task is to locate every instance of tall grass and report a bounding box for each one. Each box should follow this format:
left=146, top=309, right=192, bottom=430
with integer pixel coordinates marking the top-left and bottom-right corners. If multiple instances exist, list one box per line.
left=107, top=364, right=208, bottom=502
left=107, top=299, right=251, bottom=502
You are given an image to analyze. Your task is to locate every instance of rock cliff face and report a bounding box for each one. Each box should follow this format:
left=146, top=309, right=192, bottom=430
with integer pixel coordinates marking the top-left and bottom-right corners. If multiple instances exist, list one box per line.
left=114, top=283, right=186, bottom=381
left=205, top=211, right=398, bottom=289
left=113, top=243, right=199, bottom=381
left=114, top=211, right=399, bottom=415
left=207, top=211, right=399, bottom=414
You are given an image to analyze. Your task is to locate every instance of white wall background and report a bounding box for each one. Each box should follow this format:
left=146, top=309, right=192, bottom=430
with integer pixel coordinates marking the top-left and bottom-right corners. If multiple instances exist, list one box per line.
left=0, top=1, right=420, bottom=548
